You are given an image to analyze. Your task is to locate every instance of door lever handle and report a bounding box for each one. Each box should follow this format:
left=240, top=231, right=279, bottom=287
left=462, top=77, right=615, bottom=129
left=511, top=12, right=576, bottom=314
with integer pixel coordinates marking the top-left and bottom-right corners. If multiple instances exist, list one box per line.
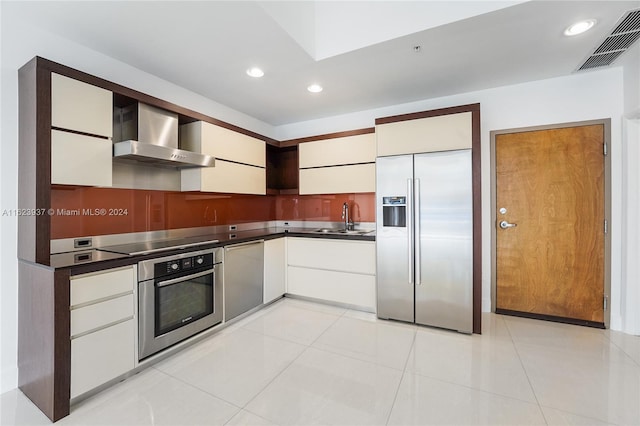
left=499, top=220, right=517, bottom=229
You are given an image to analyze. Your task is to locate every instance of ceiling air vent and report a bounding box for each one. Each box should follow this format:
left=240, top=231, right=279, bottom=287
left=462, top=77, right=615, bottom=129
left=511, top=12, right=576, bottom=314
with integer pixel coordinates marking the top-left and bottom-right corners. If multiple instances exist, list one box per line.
left=578, top=9, right=640, bottom=71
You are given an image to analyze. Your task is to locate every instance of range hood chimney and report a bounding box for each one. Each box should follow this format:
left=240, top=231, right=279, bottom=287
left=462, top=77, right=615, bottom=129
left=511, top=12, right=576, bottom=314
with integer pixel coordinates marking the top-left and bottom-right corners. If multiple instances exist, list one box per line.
left=113, top=103, right=214, bottom=168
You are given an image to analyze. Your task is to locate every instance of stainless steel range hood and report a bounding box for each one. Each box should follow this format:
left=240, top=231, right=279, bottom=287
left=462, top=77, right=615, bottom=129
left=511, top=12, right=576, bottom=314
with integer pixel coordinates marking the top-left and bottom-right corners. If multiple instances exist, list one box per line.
left=113, top=103, right=214, bottom=168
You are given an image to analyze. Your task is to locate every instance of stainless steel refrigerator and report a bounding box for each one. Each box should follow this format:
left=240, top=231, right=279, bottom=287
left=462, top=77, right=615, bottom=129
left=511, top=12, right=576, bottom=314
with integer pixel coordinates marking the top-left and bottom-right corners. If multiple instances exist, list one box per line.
left=376, top=150, right=473, bottom=333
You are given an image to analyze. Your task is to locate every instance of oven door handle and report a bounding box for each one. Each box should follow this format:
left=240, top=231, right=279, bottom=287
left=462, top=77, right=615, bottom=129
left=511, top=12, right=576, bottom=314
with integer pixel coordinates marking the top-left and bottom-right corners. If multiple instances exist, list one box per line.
left=156, top=269, right=214, bottom=288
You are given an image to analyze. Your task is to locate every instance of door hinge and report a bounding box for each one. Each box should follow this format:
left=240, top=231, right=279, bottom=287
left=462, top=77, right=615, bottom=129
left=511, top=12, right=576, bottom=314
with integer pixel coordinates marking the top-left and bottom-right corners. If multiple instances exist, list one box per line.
left=604, top=295, right=608, bottom=311
left=604, top=143, right=608, bottom=156
left=604, top=219, right=608, bottom=234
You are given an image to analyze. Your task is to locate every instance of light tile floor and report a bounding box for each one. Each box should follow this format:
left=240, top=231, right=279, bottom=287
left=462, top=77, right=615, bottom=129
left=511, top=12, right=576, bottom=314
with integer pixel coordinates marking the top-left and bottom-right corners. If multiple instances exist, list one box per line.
left=2, top=297, right=640, bottom=425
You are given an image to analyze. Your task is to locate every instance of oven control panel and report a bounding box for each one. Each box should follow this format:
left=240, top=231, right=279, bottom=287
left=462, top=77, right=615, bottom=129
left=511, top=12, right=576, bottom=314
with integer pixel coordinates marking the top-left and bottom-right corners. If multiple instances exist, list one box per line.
left=154, top=253, right=214, bottom=278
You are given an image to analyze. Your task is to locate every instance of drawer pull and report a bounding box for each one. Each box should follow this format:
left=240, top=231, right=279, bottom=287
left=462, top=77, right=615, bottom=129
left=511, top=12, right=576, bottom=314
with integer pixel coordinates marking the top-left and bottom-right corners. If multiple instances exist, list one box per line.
left=71, top=316, right=134, bottom=340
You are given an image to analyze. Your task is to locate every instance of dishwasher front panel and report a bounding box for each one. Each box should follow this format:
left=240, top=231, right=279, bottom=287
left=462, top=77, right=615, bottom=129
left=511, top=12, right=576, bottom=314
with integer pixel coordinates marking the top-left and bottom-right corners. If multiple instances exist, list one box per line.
left=224, top=240, right=264, bottom=322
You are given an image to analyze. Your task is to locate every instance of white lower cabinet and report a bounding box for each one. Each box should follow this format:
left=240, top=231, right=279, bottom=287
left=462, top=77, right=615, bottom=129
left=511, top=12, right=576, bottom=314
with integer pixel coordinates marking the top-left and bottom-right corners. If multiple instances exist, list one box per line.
left=287, top=266, right=376, bottom=309
left=70, top=319, right=134, bottom=398
left=264, top=238, right=286, bottom=303
left=70, top=266, right=135, bottom=399
left=286, top=238, right=376, bottom=311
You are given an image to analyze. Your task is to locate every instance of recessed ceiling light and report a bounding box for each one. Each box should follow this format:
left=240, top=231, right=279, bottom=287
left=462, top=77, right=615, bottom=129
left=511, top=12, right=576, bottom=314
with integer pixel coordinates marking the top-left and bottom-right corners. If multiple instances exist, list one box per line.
left=307, top=84, right=323, bottom=93
left=246, top=67, right=264, bottom=78
left=564, top=19, right=596, bottom=36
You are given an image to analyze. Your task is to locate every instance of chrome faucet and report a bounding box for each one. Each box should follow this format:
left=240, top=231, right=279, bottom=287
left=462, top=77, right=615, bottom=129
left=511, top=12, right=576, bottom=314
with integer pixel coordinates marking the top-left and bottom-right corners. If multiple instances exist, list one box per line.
left=342, top=202, right=354, bottom=231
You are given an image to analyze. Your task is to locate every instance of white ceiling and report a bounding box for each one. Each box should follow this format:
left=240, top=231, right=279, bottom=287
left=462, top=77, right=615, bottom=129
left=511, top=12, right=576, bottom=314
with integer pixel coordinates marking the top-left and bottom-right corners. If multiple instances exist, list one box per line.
left=4, top=1, right=640, bottom=125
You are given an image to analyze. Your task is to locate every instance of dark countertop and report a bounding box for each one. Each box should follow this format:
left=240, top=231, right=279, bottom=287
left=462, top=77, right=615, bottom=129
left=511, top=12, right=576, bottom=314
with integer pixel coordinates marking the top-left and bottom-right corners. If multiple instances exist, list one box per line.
left=50, top=249, right=130, bottom=269
left=52, top=227, right=375, bottom=271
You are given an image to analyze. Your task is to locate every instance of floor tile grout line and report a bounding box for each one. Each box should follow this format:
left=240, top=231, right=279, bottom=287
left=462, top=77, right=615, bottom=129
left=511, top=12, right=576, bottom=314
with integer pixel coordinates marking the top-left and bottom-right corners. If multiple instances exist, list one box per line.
left=150, top=331, right=307, bottom=425
left=385, top=327, right=417, bottom=426
left=150, top=365, right=245, bottom=412
left=503, top=315, right=640, bottom=425
left=308, top=344, right=407, bottom=373
left=403, top=365, right=545, bottom=407
left=282, top=296, right=350, bottom=318
left=238, top=304, right=345, bottom=416
left=503, top=315, right=640, bottom=369
left=148, top=310, right=310, bottom=417
left=223, top=408, right=276, bottom=426
left=605, top=334, right=640, bottom=369
left=537, top=403, right=624, bottom=426
left=307, top=312, right=416, bottom=372
left=239, top=341, right=312, bottom=415
left=503, top=315, right=550, bottom=426
left=306, top=307, right=346, bottom=347
left=396, top=317, right=542, bottom=406
left=239, top=301, right=345, bottom=347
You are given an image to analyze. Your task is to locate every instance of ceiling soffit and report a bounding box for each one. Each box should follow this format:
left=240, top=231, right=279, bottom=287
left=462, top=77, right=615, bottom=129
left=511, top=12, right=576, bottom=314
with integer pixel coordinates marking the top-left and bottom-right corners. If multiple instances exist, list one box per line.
left=260, top=0, right=527, bottom=61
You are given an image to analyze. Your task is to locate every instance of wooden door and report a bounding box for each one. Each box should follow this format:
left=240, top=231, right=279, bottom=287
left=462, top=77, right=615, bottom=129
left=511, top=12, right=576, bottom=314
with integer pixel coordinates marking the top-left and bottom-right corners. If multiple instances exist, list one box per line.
left=495, top=125, right=605, bottom=325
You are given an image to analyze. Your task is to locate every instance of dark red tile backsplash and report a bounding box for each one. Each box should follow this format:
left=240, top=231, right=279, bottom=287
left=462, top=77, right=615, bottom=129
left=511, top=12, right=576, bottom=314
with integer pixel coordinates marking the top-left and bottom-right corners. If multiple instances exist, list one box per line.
left=50, top=186, right=375, bottom=239
left=276, top=193, right=375, bottom=222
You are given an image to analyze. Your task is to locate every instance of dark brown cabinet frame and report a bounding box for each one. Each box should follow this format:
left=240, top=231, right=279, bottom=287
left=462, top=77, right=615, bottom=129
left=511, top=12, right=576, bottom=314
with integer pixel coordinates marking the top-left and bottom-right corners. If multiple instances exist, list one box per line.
left=17, top=57, right=288, bottom=422
left=375, top=103, right=482, bottom=334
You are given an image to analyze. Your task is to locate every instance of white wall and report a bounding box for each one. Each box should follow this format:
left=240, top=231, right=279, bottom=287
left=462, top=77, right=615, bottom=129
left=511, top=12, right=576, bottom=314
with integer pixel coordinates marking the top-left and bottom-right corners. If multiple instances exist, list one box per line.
left=275, top=67, right=627, bottom=330
left=622, top=43, right=640, bottom=118
left=0, top=15, right=276, bottom=394
left=620, top=43, right=640, bottom=335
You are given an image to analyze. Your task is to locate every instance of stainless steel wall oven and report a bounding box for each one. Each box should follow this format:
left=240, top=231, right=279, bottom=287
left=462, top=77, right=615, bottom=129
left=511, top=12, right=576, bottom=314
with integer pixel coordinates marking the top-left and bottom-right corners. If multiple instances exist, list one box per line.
left=138, top=248, right=223, bottom=360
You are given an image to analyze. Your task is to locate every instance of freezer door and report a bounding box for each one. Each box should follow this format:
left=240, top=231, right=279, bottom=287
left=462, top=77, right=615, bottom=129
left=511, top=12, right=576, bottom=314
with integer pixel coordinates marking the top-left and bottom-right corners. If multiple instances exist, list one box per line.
left=414, top=150, right=473, bottom=333
left=376, top=155, right=414, bottom=322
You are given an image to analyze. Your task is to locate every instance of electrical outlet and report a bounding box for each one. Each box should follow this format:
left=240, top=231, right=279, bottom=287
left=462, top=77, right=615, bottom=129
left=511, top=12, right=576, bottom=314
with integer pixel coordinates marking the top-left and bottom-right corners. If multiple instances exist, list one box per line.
left=74, top=238, right=92, bottom=248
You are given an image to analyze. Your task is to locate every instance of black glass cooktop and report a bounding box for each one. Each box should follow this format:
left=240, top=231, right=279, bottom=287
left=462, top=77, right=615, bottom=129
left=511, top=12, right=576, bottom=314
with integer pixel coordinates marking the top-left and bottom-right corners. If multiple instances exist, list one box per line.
left=98, top=235, right=219, bottom=256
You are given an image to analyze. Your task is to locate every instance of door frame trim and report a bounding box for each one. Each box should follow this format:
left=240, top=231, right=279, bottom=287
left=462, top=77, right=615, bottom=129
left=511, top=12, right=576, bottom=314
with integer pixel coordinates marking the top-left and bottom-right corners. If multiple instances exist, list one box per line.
left=490, top=118, right=611, bottom=328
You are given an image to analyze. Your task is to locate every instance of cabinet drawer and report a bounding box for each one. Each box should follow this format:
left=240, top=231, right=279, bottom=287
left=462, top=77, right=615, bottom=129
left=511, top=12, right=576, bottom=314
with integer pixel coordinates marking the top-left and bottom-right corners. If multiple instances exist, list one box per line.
left=71, top=293, right=134, bottom=337
left=299, top=163, right=375, bottom=194
left=180, top=121, right=265, bottom=167
left=71, top=267, right=135, bottom=307
left=51, top=130, right=113, bottom=187
left=299, top=133, right=375, bottom=168
left=376, top=111, right=472, bottom=156
left=287, top=238, right=375, bottom=275
left=51, top=73, right=113, bottom=138
left=287, top=266, right=376, bottom=310
left=182, top=159, right=266, bottom=194
left=71, top=319, right=134, bottom=399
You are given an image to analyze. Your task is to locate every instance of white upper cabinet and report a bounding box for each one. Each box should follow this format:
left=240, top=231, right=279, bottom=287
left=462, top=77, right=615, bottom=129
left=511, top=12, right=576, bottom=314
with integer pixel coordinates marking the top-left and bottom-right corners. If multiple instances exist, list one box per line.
left=299, top=164, right=375, bottom=194
left=50, top=73, right=113, bottom=186
left=298, top=132, right=376, bottom=195
left=51, top=130, right=112, bottom=186
left=180, top=121, right=265, bottom=167
left=376, top=111, right=472, bottom=156
left=51, top=73, right=113, bottom=138
left=182, top=159, right=266, bottom=195
left=180, top=121, right=266, bottom=195
left=299, top=133, right=376, bottom=168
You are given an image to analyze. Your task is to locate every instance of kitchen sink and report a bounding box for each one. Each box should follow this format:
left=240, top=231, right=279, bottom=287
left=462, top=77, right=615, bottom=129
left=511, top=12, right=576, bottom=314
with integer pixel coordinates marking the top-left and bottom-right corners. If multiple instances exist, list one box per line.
left=313, top=228, right=373, bottom=235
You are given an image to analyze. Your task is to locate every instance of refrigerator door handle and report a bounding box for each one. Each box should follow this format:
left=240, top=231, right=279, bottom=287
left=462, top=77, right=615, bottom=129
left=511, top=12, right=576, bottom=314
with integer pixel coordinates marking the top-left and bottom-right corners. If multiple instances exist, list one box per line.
left=407, top=178, right=414, bottom=285
left=414, top=178, right=421, bottom=285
